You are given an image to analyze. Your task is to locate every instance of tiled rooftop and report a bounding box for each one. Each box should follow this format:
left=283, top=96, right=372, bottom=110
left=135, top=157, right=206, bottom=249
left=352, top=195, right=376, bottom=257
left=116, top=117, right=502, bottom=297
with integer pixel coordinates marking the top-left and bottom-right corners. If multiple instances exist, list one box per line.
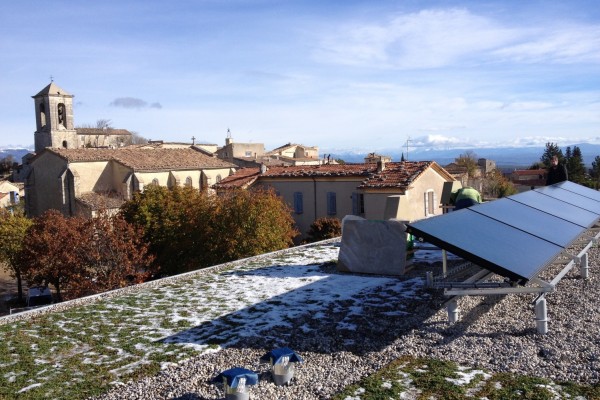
left=48, top=148, right=235, bottom=171
left=214, top=167, right=261, bottom=189
left=443, top=162, right=468, bottom=174
left=358, top=161, right=434, bottom=189
left=217, top=161, right=446, bottom=190
left=76, top=192, right=126, bottom=210
left=75, top=128, right=132, bottom=136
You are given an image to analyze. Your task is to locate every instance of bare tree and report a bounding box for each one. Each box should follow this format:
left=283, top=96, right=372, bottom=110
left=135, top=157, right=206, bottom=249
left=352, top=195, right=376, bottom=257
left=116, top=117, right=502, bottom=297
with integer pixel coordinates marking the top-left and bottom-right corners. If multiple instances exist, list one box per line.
left=130, top=131, right=148, bottom=145
left=455, top=150, right=479, bottom=179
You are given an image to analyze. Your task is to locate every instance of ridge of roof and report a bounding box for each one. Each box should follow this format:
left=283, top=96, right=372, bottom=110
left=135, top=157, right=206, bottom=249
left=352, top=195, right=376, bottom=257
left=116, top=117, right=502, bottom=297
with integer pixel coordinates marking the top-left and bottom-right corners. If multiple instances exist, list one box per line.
left=33, top=82, right=72, bottom=97
left=75, top=128, right=132, bottom=136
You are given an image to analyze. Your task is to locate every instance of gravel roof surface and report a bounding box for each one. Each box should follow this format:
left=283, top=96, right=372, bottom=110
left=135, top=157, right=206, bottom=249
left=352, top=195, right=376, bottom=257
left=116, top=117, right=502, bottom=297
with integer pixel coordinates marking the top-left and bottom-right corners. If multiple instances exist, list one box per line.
left=91, top=241, right=600, bottom=400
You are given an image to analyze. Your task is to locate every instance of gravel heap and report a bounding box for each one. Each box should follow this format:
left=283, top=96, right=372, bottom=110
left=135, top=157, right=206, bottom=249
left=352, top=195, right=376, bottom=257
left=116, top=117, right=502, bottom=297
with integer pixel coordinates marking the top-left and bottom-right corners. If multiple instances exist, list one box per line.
left=94, top=245, right=600, bottom=400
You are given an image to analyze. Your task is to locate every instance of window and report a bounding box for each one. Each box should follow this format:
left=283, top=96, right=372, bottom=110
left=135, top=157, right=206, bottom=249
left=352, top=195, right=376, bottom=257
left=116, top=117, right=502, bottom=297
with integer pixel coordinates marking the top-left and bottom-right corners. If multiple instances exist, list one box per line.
left=185, top=176, right=193, bottom=187
left=216, top=174, right=222, bottom=183
left=152, top=178, right=159, bottom=186
left=39, top=103, right=46, bottom=128
left=293, top=192, right=303, bottom=214
left=57, top=103, right=66, bottom=128
left=424, top=189, right=436, bottom=217
left=62, top=140, right=68, bottom=148
left=245, top=151, right=252, bottom=157
left=327, top=192, right=337, bottom=216
left=352, top=192, right=364, bottom=215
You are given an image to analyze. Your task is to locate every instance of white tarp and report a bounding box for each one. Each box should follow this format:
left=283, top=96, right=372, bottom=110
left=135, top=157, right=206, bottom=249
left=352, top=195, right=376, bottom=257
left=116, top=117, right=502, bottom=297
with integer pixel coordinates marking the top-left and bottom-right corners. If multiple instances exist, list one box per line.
left=337, top=215, right=408, bottom=276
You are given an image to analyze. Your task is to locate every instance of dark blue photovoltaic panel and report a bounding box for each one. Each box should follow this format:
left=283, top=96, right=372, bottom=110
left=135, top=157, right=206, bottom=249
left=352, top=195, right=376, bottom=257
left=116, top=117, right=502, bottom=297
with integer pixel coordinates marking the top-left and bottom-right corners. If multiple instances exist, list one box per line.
left=406, top=209, right=563, bottom=282
left=405, top=182, right=600, bottom=284
left=470, top=199, right=583, bottom=247
left=509, top=190, right=599, bottom=228
left=554, top=181, right=600, bottom=202
left=535, top=185, right=600, bottom=214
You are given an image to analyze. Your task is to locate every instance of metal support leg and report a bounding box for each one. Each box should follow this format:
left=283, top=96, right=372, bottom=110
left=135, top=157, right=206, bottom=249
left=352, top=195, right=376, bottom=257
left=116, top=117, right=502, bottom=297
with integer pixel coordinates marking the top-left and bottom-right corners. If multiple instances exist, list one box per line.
left=535, top=297, right=548, bottom=334
left=580, top=253, right=589, bottom=279
left=425, top=271, right=434, bottom=288
left=442, top=249, right=447, bottom=278
left=447, top=299, right=459, bottom=323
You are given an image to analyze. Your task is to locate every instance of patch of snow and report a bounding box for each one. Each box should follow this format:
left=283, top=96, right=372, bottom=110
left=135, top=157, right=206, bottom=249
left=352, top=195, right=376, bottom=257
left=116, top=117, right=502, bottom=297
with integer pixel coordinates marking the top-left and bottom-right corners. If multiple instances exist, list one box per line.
left=18, top=382, right=43, bottom=393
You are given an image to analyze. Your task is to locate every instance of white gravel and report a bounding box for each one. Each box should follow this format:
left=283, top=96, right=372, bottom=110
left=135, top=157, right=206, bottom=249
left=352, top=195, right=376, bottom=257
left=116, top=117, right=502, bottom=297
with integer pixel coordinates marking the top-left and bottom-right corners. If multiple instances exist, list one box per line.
left=93, top=244, right=600, bottom=399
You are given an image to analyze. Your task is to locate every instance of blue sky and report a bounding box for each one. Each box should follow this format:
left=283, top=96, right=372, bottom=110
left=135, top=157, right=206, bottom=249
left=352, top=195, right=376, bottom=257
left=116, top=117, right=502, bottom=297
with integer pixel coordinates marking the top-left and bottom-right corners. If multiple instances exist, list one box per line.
left=1, top=0, right=599, bottom=152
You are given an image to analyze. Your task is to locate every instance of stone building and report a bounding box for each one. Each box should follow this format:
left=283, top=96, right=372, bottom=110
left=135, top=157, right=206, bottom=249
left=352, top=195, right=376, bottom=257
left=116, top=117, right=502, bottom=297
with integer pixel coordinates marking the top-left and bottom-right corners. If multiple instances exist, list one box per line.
left=33, top=82, right=133, bottom=151
left=215, top=131, right=322, bottom=168
left=25, top=82, right=236, bottom=217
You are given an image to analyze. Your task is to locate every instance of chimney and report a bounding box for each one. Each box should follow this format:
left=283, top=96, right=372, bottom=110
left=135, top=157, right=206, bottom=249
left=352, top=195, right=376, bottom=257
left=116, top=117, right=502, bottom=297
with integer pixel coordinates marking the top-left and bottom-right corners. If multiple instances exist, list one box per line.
left=377, top=159, right=386, bottom=172
left=260, top=164, right=268, bottom=174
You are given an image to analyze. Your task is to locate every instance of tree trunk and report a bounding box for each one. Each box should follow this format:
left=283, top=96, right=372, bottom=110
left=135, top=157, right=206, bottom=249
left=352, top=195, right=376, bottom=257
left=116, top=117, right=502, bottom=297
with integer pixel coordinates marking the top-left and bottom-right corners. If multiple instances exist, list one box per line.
left=16, top=271, right=23, bottom=302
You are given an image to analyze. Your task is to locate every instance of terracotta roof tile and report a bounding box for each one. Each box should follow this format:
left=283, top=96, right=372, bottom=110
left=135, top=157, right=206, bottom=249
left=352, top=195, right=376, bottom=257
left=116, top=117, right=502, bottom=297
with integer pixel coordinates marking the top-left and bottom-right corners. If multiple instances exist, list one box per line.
left=443, top=162, right=468, bottom=174
left=48, top=148, right=235, bottom=171
left=258, top=161, right=439, bottom=189
left=76, top=128, right=132, bottom=136
left=215, top=168, right=261, bottom=189
left=358, top=161, right=434, bottom=189
left=76, top=192, right=125, bottom=210
left=512, top=169, right=546, bottom=176
left=261, top=163, right=374, bottom=177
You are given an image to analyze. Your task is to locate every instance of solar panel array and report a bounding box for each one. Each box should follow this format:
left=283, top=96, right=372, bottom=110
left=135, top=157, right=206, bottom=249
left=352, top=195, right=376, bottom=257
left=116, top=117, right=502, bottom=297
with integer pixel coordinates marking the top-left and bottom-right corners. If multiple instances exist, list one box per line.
left=405, top=181, right=600, bottom=283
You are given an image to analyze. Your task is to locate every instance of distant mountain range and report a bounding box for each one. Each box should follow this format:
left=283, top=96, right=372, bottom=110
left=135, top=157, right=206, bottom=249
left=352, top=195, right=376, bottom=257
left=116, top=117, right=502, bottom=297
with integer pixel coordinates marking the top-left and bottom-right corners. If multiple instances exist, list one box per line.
left=2, top=143, right=600, bottom=171
left=0, top=147, right=33, bottom=162
left=326, top=143, right=600, bottom=170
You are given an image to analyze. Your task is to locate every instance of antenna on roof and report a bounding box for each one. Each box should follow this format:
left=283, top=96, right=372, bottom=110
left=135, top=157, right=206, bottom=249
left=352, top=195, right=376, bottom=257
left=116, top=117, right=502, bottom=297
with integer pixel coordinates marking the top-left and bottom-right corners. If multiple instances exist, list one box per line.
left=405, top=136, right=411, bottom=161
left=50, top=75, right=54, bottom=82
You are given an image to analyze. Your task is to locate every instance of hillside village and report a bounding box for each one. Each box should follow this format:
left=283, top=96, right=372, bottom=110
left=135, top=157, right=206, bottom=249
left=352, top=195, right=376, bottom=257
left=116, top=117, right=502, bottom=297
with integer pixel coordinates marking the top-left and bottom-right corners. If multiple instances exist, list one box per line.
left=3, top=82, right=523, bottom=228
left=0, top=83, right=599, bottom=399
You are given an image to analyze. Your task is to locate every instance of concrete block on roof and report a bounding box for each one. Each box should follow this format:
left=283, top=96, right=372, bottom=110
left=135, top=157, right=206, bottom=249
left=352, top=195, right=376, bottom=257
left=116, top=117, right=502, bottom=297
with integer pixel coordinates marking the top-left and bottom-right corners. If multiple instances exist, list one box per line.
left=337, top=215, right=408, bottom=276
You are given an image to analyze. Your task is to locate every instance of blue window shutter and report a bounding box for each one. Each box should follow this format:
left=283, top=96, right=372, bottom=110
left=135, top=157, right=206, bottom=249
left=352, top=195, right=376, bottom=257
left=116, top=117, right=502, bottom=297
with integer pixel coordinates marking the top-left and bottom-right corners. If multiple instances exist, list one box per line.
left=294, top=192, right=303, bottom=214
left=327, top=192, right=337, bottom=215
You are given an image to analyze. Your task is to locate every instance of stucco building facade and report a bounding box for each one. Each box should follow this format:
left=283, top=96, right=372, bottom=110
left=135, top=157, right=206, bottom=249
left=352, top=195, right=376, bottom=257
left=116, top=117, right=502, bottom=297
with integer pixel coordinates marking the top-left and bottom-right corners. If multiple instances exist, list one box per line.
left=216, top=160, right=455, bottom=238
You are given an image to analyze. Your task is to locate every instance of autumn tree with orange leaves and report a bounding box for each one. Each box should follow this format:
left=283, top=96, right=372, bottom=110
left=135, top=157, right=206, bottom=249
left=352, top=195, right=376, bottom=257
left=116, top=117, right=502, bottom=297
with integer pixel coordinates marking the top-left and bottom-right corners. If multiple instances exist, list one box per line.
left=18, top=210, right=155, bottom=302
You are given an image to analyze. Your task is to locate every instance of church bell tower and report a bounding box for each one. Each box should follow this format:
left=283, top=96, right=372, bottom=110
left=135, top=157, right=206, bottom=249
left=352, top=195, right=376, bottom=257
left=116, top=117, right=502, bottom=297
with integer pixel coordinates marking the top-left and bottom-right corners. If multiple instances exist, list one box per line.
left=33, top=82, right=78, bottom=153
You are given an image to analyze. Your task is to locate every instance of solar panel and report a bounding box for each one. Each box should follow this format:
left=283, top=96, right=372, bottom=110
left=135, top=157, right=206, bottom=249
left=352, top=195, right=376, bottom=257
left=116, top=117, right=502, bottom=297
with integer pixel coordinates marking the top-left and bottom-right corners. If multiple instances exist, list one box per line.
left=470, top=199, right=584, bottom=247
left=534, top=185, right=600, bottom=214
left=553, top=180, right=600, bottom=202
left=509, top=190, right=599, bottom=228
left=405, top=182, right=600, bottom=284
left=406, top=209, right=563, bottom=283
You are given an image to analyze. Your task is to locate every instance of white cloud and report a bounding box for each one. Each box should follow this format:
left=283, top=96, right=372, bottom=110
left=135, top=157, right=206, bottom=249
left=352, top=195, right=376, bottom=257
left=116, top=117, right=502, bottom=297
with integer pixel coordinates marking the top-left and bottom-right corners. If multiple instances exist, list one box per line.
left=313, top=8, right=600, bottom=69
left=492, top=25, right=600, bottom=64
left=314, top=8, right=517, bottom=69
left=110, top=97, right=163, bottom=110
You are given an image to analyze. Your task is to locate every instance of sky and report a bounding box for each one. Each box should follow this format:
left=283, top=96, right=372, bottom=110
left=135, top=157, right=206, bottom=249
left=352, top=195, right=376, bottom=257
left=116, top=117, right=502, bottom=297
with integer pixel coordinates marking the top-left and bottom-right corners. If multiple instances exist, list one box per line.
left=1, top=0, right=599, bottom=152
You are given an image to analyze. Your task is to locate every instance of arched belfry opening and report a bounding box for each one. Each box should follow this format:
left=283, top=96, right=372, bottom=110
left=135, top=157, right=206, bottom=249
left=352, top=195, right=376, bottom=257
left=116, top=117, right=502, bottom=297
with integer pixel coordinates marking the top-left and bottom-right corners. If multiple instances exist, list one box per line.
left=57, top=103, right=66, bottom=129
left=39, top=102, right=47, bottom=129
